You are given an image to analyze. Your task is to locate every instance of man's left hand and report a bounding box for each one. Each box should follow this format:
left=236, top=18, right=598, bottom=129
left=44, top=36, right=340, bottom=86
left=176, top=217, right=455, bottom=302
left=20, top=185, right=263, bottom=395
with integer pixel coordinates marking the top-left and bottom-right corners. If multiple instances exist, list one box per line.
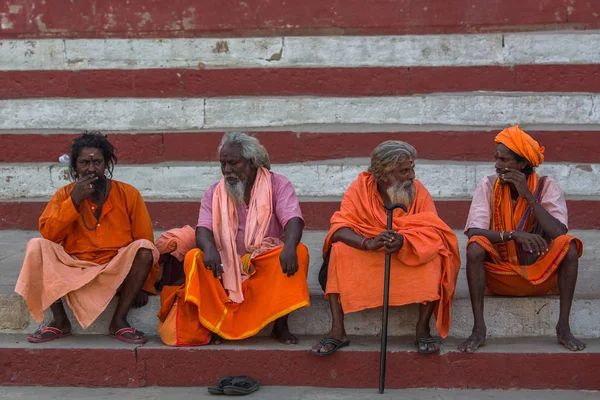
left=279, top=245, right=299, bottom=277
left=383, top=230, right=404, bottom=254
left=500, top=169, right=534, bottom=201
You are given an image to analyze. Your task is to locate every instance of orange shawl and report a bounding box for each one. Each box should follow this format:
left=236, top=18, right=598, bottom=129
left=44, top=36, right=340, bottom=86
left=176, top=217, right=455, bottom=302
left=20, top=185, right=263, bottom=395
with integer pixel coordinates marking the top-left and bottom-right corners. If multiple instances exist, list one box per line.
left=323, top=172, right=461, bottom=337
left=212, top=168, right=280, bottom=303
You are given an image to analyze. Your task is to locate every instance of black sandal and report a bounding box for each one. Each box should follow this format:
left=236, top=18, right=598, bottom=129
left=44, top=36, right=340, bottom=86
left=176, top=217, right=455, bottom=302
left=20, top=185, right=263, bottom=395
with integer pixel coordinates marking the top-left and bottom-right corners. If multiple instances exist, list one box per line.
left=222, top=376, right=260, bottom=396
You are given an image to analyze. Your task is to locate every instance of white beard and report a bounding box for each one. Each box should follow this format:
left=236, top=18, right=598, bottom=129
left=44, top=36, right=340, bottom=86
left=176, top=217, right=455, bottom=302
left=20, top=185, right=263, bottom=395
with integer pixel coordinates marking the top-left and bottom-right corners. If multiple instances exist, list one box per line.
left=386, top=179, right=415, bottom=207
left=225, top=178, right=246, bottom=205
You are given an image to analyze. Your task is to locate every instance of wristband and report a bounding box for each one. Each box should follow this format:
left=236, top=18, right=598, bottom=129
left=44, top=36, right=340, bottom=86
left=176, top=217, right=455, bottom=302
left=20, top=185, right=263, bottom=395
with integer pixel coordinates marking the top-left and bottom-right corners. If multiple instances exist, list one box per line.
left=500, top=231, right=505, bottom=242
left=360, top=237, right=369, bottom=250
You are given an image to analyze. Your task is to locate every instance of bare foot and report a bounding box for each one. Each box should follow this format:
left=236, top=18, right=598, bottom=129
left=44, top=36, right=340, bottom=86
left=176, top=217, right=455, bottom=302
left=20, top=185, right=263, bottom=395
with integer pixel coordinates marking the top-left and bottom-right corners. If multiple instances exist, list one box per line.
left=557, top=329, right=586, bottom=351
left=271, top=318, right=298, bottom=344
left=29, top=318, right=72, bottom=340
left=458, top=330, right=487, bottom=353
left=132, top=290, right=149, bottom=308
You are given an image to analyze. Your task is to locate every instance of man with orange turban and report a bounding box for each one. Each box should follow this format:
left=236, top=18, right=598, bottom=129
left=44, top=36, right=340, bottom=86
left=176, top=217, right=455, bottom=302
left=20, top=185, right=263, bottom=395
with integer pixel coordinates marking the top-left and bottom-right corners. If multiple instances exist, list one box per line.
left=311, top=141, right=460, bottom=356
left=459, top=126, right=585, bottom=353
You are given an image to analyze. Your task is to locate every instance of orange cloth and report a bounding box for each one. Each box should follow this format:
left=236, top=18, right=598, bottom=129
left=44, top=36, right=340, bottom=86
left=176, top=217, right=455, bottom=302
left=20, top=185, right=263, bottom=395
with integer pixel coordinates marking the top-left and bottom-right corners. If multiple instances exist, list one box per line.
left=494, top=126, right=545, bottom=167
left=155, top=225, right=196, bottom=261
left=15, top=238, right=158, bottom=328
left=182, top=244, right=310, bottom=340
left=469, top=175, right=582, bottom=296
left=212, top=167, right=281, bottom=303
left=323, top=172, right=461, bottom=338
left=36, top=180, right=160, bottom=293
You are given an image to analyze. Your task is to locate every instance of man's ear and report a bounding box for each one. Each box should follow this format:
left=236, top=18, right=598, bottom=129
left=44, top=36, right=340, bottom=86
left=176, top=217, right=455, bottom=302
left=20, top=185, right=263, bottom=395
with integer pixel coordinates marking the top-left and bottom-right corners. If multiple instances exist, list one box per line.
left=518, top=160, right=530, bottom=172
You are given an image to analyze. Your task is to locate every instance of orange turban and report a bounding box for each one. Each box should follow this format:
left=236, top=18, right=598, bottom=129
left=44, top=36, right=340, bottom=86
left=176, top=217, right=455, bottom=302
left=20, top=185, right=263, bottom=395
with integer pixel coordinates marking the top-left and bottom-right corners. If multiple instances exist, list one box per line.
left=494, top=126, right=545, bottom=167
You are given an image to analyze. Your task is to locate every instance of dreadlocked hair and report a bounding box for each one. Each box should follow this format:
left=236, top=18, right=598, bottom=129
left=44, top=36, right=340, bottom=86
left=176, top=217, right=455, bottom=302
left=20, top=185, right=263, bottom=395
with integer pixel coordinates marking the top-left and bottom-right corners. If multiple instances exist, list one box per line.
left=68, top=131, right=118, bottom=180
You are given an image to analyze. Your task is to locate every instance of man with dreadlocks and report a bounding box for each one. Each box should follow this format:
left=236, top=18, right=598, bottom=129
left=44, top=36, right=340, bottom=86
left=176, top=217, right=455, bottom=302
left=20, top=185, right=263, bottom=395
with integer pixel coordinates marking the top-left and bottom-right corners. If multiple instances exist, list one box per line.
left=458, top=126, right=584, bottom=353
left=15, top=132, right=160, bottom=344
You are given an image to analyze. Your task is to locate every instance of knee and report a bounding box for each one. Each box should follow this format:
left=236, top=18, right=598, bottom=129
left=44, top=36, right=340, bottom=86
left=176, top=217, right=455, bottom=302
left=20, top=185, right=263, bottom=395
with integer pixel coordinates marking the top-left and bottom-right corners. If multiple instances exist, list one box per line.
left=135, top=248, right=154, bottom=267
left=562, top=241, right=579, bottom=266
left=466, top=242, right=486, bottom=265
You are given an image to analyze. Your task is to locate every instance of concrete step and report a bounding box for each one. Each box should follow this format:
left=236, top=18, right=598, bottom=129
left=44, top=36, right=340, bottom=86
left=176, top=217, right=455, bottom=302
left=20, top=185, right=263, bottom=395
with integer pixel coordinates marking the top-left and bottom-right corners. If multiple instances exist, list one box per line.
left=1, top=335, right=599, bottom=390
left=1, top=230, right=599, bottom=338
left=0, top=386, right=598, bottom=400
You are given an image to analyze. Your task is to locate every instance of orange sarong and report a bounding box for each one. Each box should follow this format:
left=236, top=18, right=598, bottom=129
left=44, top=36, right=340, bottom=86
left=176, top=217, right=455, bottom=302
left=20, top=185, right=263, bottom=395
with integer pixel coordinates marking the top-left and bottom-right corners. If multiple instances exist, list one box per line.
left=323, top=172, right=461, bottom=338
left=469, top=174, right=582, bottom=296
left=182, top=244, right=310, bottom=340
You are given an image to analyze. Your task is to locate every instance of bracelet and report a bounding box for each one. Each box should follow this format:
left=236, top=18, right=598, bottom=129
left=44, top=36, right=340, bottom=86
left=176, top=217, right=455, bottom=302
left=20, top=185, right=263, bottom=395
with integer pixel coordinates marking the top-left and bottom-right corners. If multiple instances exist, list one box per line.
left=508, top=230, right=515, bottom=241
left=500, top=231, right=505, bottom=242
left=360, top=237, right=369, bottom=250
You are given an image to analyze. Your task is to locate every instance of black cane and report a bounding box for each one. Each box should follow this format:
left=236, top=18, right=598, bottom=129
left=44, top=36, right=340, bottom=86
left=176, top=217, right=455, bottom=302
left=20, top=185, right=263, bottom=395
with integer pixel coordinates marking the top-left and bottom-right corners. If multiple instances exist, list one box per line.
left=379, top=202, right=407, bottom=394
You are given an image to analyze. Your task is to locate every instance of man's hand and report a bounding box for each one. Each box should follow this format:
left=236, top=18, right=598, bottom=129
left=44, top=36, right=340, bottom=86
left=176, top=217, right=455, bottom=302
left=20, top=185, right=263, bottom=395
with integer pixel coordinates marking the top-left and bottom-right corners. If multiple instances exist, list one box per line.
left=364, top=230, right=403, bottom=253
left=499, top=168, right=534, bottom=202
left=202, top=245, right=223, bottom=278
left=511, top=231, right=548, bottom=255
left=383, top=230, right=404, bottom=254
left=71, top=174, right=98, bottom=208
left=279, top=245, right=299, bottom=277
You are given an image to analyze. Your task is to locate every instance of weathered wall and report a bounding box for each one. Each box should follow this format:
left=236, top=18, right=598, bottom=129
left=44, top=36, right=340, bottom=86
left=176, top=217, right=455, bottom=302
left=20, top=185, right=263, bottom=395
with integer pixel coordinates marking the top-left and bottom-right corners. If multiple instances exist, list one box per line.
left=1, top=0, right=599, bottom=231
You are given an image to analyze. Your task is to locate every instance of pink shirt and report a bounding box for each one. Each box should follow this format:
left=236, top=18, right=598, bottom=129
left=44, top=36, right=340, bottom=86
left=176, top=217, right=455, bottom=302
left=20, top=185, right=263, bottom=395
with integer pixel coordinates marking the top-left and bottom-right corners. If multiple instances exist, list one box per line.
left=465, top=175, right=569, bottom=233
left=198, top=171, right=303, bottom=255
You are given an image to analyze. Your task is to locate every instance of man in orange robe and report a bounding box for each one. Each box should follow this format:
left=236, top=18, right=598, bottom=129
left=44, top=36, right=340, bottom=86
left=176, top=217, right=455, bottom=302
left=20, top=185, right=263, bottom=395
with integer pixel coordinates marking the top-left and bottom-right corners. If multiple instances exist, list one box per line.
left=15, top=132, right=160, bottom=344
left=459, top=126, right=585, bottom=353
left=179, top=132, right=309, bottom=343
left=312, top=141, right=460, bottom=355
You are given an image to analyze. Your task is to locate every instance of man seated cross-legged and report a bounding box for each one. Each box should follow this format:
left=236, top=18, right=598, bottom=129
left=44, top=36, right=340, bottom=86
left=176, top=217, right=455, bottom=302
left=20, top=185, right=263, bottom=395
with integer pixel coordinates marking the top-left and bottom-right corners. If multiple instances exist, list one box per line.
left=312, top=141, right=461, bottom=356
left=15, top=132, right=160, bottom=344
left=458, top=126, right=585, bottom=353
left=180, top=132, right=310, bottom=344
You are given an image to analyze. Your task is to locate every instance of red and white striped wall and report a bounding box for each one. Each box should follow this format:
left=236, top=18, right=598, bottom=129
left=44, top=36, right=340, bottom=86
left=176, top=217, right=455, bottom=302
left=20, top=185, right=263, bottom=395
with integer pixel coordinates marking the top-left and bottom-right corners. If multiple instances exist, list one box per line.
left=1, top=0, right=599, bottom=232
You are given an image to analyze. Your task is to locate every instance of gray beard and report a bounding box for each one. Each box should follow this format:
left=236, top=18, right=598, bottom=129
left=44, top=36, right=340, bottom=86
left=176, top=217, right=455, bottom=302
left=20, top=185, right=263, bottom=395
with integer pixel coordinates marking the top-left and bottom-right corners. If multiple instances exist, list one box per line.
left=225, top=179, right=246, bottom=205
left=386, top=180, right=415, bottom=207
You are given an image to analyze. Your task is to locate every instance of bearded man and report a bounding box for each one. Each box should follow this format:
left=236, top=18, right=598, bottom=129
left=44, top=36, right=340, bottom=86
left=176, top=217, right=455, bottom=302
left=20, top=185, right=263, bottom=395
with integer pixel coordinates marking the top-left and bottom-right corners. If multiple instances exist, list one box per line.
left=458, top=126, right=584, bottom=353
left=176, top=132, right=310, bottom=344
left=311, top=141, right=460, bottom=356
left=16, top=131, right=160, bottom=344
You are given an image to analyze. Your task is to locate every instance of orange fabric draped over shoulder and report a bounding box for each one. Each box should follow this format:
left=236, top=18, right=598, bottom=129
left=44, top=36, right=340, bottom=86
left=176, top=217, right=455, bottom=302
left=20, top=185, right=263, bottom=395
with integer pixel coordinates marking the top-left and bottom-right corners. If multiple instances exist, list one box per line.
left=323, top=172, right=461, bottom=338
left=469, top=175, right=582, bottom=296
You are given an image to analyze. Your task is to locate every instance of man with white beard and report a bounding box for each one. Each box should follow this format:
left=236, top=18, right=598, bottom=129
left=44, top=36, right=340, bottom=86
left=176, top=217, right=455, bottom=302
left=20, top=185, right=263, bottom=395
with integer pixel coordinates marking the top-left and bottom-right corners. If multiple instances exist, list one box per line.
left=312, top=141, right=461, bottom=356
left=175, top=132, right=310, bottom=344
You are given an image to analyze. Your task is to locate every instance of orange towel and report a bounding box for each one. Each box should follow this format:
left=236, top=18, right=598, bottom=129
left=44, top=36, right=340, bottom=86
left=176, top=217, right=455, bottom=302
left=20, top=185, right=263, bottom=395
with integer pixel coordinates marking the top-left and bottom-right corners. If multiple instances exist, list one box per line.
left=323, top=172, right=461, bottom=338
left=212, top=167, right=280, bottom=303
left=15, top=238, right=159, bottom=329
left=155, top=225, right=196, bottom=261
left=182, top=244, right=310, bottom=340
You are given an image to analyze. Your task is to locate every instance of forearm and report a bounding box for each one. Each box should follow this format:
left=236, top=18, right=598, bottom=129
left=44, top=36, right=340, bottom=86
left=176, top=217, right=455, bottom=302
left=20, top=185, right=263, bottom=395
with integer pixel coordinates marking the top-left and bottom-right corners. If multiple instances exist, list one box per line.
left=466, top=228, right=509, bottom=244
left=331, top=227, right=367, bottom=249
left=283, top=217, right=304, bottom=247
left=196, top=226, right=217, bottom=251
left=530, top=202, right=567, bottom=238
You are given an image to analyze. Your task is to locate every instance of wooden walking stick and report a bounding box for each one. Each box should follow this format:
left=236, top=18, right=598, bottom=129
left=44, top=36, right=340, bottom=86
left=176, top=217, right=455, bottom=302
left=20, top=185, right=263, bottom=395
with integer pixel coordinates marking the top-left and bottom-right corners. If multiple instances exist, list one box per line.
left=379, top=203, right=407, bottom=394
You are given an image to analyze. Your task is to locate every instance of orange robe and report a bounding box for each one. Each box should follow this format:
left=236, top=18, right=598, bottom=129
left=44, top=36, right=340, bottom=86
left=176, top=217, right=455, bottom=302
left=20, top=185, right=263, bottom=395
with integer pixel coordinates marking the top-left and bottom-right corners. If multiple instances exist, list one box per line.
left=182, top=244, right=310, bottom=340
left=468, top=174, right=582, bottom=296
left=15, top=180, right=160, bottom=328
left=323, top=172, right=461, bottom=338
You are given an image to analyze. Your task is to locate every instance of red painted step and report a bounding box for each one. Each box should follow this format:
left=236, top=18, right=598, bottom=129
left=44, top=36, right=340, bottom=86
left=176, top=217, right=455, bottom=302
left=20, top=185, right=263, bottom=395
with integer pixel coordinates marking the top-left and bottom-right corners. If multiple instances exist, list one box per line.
left=2, top=335, right=598, bottom=390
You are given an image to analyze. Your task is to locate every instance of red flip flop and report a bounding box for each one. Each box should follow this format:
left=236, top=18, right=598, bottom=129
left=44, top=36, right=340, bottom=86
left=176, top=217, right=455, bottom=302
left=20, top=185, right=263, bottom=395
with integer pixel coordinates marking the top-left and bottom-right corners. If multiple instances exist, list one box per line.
left=27, top=326, right=72, bottom=343
left=110, top=327, right=148, bottom=344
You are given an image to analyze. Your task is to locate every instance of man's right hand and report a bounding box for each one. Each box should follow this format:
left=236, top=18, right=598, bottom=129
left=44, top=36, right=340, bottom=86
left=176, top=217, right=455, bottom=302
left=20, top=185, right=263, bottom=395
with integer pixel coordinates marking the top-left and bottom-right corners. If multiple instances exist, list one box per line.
left=71, top=174, right=98, bottom=208
left=511, top=231, right=548, bottom=255
left=364, top=230, right=398, bottom=251
left=202, top=245, right=224, bottom=278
